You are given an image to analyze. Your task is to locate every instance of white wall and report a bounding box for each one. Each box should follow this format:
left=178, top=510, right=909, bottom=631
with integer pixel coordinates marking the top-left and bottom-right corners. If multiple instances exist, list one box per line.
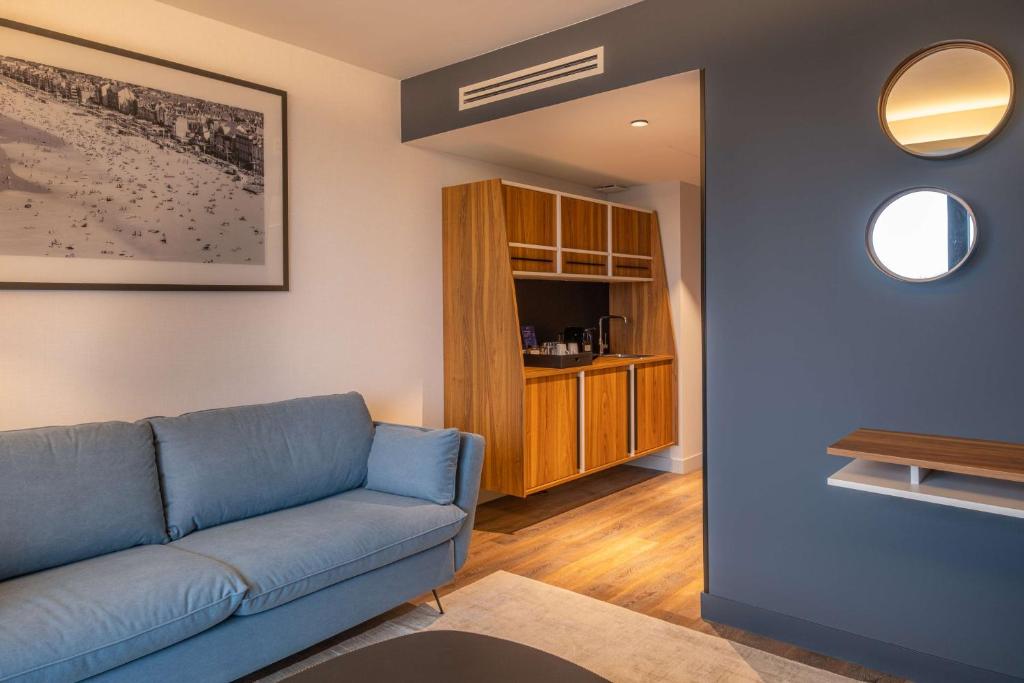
left=0, top=0, right=598, bottom=431
left=617, top=182, right=702, bottom=473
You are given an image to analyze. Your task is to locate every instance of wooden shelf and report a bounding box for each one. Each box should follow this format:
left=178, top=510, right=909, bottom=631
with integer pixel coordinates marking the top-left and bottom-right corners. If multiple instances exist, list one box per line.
left=827, top=428, right=1024, bottom=484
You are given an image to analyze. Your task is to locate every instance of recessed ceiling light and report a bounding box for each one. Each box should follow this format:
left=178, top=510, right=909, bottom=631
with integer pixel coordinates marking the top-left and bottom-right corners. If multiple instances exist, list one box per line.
left=630, top=119, right=649, bottom=128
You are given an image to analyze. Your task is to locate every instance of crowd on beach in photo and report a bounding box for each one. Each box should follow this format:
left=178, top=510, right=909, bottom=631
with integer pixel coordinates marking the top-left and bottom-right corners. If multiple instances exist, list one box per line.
left=0, top=55, right=268, bottom=265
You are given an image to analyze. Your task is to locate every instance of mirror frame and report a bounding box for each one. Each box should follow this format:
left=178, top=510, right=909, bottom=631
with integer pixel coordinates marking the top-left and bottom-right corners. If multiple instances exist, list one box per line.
left=866, top=187, right=979, bottom=283
left=879, top=40, right=1015, bottom=160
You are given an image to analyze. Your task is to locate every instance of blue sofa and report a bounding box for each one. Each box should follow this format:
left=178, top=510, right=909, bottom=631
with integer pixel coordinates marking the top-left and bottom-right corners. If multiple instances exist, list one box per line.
left=0, top=393, right=484, bottom=683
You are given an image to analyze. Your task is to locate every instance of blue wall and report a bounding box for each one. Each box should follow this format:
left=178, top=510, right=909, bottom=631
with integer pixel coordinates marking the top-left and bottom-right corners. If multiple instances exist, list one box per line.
left=403, top=1, right=1024, bottom=679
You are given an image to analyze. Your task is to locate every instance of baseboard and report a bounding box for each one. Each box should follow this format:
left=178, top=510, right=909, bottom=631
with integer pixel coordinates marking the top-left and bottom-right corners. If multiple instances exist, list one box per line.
left=701, top=593, right=1019, bottom=683
left=629, top=449, right=702, bottom=474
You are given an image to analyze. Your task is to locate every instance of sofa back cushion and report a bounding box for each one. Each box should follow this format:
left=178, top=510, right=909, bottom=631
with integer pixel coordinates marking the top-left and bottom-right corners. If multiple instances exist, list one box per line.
left=365, top=424, right=461, bottom=504
left=0, top=421, right=167, bottom=581
left=152, top=393, right=374, bottom=539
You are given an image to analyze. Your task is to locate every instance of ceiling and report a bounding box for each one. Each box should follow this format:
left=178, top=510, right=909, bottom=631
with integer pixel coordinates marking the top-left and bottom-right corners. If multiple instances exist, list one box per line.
left=886, top=47, right=1012, bottom=120
left=156, top=0, right=642, bottom=79
left=412, top=70, right=702, bottom=188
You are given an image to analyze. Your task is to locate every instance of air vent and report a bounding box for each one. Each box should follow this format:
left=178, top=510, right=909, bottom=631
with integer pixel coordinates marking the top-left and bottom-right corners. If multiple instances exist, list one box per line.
left=594, top=184, right=629, bottom=194
left=458, top=47, right=604, bottom=111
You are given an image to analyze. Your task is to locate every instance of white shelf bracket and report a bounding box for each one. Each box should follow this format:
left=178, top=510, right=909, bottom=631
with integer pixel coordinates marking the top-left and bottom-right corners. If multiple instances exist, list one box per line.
left=909, top=465, right=932, bottom=485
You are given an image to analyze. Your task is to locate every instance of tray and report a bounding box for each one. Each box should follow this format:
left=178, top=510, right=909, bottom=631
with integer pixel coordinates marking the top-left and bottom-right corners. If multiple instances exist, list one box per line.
left=522, top=352, right=594, bottom=369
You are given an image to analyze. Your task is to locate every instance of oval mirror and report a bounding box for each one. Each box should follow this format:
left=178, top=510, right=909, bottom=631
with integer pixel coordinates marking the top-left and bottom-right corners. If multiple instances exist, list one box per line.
left=880, top=42, right=1013, bottom=158
left=867, top=188, right=977, bottom=282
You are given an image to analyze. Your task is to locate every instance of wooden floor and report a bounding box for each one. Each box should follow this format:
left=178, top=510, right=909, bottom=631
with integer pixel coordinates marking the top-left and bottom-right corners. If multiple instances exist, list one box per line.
left=441, top=465, right=903, bottom=683
left=247, top=465, right=903, bottom=682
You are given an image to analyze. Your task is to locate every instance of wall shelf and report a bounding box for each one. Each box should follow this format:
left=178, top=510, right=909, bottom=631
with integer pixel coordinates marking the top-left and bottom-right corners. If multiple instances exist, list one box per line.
left=827, top=428, right=1024, bottom=518
left=828, top=428, right=1024, bottom=483
left=828, top=459, right=1024, bottom=519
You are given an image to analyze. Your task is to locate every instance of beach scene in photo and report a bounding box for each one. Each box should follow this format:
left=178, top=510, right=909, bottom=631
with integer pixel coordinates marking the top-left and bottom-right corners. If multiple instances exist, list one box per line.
left=0, top=55, right=266, bottom=265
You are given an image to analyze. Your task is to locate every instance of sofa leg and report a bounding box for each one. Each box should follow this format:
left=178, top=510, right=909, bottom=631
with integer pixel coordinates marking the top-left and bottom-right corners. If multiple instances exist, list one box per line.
left=431, top=589, right=445, bottom=614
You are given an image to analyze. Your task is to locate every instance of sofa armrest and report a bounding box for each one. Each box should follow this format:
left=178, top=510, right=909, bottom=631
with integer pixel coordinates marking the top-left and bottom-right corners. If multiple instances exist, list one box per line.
left=372, top=423, right=484, bottom=571
left=451, top=432, right=484, bottom=571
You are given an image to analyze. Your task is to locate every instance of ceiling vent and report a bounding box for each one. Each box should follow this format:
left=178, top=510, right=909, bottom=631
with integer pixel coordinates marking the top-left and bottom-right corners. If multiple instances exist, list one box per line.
left=458, top=47, right=604, bottom=111
left=594, top=184, right=629, bottom=194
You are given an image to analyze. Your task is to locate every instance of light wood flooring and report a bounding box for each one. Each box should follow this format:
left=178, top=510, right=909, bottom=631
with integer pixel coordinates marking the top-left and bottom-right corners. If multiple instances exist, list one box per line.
left=442, top=465, right=903, bottom=683
left=246, top=465, right=902, bottom=682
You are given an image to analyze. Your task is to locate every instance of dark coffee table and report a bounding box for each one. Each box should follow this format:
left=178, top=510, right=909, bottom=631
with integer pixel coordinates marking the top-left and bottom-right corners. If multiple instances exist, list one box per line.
left=287, top=630, right=608, bottom=682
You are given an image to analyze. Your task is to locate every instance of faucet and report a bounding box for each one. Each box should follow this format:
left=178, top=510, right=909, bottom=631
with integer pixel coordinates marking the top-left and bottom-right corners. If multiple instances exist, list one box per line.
left=598, top=315, right=629, bottom=355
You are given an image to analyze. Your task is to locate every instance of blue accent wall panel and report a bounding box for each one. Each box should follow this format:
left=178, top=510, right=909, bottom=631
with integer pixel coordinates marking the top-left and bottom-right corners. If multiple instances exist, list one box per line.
left=403, top=1, right=1024, bottom=678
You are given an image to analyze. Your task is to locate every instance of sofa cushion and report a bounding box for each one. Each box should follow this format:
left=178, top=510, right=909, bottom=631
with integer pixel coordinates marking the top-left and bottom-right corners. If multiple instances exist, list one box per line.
left=172, top=487, right=467, bottom=615
left=0, top=545, right=246, bottom=683
left=366, top=424, right=461, bottom=504
left=0, top=420, right=166, bottom=581
left=151, top=393, right=375, bottom=539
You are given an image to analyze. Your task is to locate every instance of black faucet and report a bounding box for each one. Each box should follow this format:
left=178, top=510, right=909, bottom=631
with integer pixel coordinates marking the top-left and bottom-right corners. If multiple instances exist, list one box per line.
left=598, top=315, right=629, bottom=355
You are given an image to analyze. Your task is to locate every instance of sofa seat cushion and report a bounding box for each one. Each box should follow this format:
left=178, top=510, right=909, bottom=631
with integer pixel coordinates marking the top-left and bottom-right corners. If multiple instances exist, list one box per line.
left=0, top=545, right=246, bottom=683
left=151, top=393, right=375, bottom=540
left=172, top=488, right=467, bottom=616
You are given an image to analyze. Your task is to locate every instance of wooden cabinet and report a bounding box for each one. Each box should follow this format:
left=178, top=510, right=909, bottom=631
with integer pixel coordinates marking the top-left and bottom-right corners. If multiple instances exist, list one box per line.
left=612, top=207, right=653, bottom=257
left=635, top=360, right=675, bottom=453
left=503, top=185, right=556, bottom=247
left=561, top=196, right=607, bottom=252
left=524, top=375, right=579, bottom=490
left=501, top=182, right=654, bottom=283
left=584, top=367, right=630, bottom=470
left=444, top=179, right=677, bottom=497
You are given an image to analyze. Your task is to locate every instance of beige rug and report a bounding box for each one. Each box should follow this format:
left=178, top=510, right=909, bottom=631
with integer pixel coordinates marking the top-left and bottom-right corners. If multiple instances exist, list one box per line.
left=259, top=571, right=854, bottom=682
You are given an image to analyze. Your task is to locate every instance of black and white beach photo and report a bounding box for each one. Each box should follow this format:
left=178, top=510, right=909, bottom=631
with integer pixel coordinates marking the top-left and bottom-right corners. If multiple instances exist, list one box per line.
left=0, top=20, right=286, bottom=289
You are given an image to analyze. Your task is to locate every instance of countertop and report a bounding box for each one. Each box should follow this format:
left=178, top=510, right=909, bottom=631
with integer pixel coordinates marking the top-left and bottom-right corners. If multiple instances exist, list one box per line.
left=523, top=354, right=673, bottom=380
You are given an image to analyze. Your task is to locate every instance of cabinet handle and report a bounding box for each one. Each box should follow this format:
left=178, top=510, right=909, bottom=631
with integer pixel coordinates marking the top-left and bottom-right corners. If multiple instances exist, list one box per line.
left=577, top=370, right=586, bottom=473
left=511, top=256, right=553, bottom=264
left=565, top=259, right=603, bottom=266
left=629, top=364, right=636, bottom=455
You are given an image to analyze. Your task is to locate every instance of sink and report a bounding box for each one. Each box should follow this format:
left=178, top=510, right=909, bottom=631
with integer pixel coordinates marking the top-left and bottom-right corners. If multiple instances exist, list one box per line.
left=599, top=353, right=652, bottom=359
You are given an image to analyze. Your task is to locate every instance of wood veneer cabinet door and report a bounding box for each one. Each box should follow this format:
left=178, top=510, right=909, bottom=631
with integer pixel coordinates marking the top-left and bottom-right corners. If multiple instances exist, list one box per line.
left=612, top=255, right=652, bottom=279
left=561, top=196, right=607, bottom=252
left=561, top=251, right=608, bottom=276
left=612, top=207, right=652, bottom=256
left=584, top=367, right=629, bottom=470
left=509, top=245, right=557, bottom=273
left=636, top=361, right=675, bottom=452
left=503, top=185, right=556, bottom=247
left=524, top=375, right=579, bottom=489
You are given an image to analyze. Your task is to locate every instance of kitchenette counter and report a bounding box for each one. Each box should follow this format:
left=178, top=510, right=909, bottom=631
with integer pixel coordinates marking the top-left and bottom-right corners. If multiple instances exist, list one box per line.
left=523, top=354, right=674, bottom=380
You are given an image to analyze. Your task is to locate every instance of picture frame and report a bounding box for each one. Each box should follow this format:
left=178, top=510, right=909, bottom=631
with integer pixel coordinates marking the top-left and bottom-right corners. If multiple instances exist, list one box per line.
left=0, top=19, right=288, bottom=290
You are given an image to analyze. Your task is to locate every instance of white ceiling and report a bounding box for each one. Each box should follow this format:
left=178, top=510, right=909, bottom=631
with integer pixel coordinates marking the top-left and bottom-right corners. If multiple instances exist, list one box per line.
left=156, top=0, right=642, bottom=79
left=412, top=70, right=702, bottom=188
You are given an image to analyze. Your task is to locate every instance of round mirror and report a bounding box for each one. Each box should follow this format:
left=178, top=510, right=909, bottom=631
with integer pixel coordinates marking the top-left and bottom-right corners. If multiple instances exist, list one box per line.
left=867, top=188, right=977, bottom=282
left=880, top=41, right=1013, bottom=158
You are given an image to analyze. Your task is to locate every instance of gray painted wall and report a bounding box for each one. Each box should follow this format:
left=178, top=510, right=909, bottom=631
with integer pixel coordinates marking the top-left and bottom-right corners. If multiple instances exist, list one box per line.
left=402, top=1, right=1024, bottom=679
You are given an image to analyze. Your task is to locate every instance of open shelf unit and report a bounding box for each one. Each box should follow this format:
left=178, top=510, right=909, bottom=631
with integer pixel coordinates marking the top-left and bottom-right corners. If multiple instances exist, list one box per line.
left=827, top=428, right=1024, bottom=518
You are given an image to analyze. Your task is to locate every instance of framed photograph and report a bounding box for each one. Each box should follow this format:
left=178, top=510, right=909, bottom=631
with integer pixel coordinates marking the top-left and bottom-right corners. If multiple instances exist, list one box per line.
left=0, top=19, right=288, bottom=290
